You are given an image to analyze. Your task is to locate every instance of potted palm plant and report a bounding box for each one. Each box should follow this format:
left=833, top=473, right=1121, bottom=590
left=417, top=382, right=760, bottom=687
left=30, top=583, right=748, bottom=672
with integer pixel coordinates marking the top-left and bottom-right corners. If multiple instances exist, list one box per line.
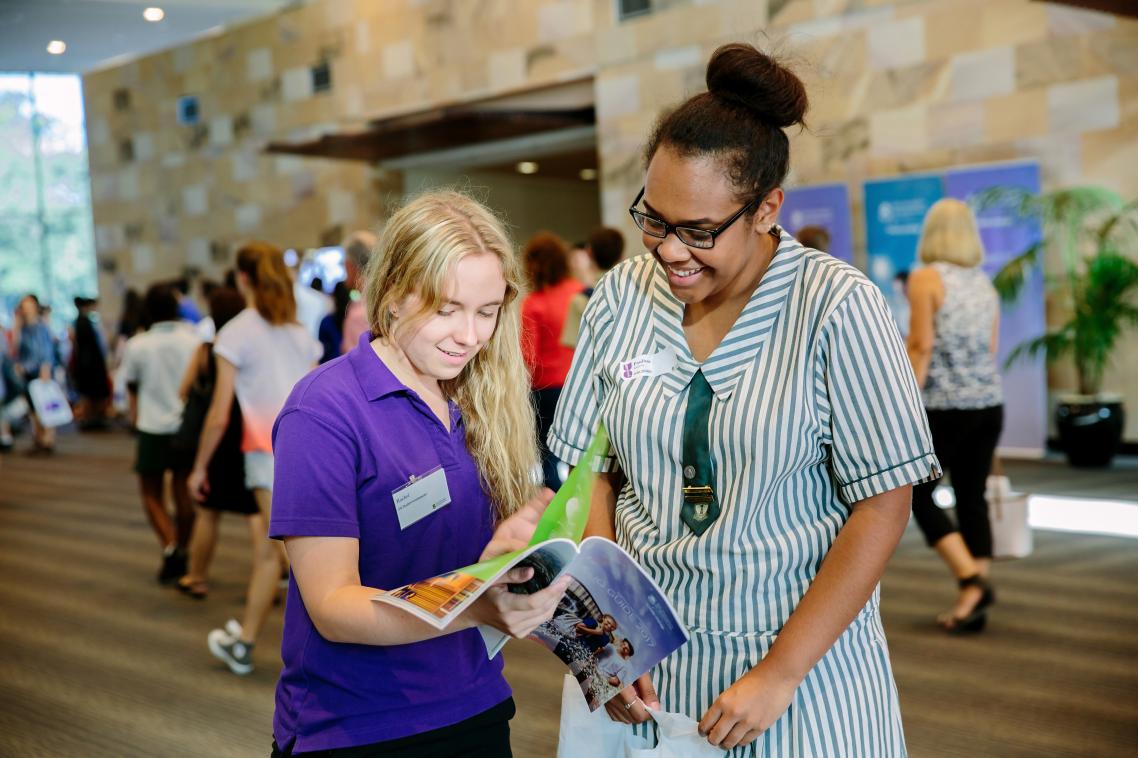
left=980, top=186, right=1138, bottom=467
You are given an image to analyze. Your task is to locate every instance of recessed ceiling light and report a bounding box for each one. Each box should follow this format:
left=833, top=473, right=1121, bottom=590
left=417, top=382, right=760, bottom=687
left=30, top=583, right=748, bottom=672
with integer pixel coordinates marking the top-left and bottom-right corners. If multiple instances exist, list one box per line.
left=579, top=168, right=598, bottom=181
left=46, top=40, right=67, bottom=55
left=143, top=7, right=165, bottom=22
left=516, top=161, right=539, bottom=175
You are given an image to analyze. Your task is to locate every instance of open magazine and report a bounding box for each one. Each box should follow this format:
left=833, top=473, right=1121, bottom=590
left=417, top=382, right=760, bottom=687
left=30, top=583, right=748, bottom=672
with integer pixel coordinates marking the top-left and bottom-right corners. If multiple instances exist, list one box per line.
left=373, top=425, right=689, bottom=710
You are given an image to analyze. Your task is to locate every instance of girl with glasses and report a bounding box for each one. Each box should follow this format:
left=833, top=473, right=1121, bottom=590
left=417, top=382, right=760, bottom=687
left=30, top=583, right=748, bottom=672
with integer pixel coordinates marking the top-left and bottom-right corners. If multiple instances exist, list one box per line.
left=551, top=43, right=939, bottom=755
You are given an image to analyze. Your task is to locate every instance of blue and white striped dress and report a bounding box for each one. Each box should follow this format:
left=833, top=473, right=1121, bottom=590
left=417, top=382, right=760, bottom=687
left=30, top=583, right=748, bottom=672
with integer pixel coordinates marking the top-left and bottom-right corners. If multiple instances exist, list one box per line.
left=550, top=229, right=940, bottom=757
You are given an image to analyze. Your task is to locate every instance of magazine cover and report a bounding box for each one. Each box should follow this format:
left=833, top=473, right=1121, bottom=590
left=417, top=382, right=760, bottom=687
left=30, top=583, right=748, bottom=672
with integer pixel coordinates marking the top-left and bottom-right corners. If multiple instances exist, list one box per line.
left=528, top=537, right=688, bottom=710
left=372, top=424, right=689, bottom=710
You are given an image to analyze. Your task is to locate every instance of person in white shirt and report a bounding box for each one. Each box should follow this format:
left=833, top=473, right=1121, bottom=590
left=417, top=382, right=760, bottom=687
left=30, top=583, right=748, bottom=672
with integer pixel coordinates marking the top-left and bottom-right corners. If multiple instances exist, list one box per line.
left=293, top=274, right=331, bottom=340
left=595, top=636, right=635, bottom=688
left=189, top=241, right=320, bottom=675
left=119, top=284, right=201, bottom=584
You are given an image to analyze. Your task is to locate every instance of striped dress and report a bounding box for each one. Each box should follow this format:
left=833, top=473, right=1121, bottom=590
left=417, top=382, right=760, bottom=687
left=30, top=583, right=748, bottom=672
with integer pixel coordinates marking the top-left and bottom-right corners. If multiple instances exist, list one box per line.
left=550, top=229, right=940, bottom=757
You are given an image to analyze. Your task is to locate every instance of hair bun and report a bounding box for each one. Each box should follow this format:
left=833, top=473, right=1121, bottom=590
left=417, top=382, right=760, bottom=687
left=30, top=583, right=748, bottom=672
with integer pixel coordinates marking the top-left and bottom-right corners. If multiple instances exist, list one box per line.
left=706, top=43, right=807, bottom=129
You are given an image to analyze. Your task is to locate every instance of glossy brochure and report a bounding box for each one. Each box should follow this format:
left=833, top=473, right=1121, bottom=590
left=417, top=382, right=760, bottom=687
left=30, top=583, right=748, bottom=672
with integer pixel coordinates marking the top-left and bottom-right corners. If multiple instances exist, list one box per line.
left=372, top=425, right=689, bottom=709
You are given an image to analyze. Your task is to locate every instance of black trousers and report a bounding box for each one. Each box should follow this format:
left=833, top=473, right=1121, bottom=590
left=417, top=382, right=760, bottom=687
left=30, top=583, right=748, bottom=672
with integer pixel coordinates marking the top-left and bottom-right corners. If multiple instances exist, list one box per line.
left=534, top=387, right=563, bottom=491
left=911, top=405, right=1004, bottom=558
left=272, top=698, right=514, bottom=758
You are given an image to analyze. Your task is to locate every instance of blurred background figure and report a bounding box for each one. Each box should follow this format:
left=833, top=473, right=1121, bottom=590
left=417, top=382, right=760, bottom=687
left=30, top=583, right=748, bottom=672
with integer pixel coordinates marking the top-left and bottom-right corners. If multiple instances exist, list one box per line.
left=195, top=279, right=222, bottom=342
left=172, top=277, right=203, bottom=325
left=338, top=230, right=378, bottom=355
left=12, top=294, right=61, bottom=453
left=189, top=242, right=320, bottom=675
left=561, top=226, right=624, bottom=349
left=70, top=296, right=111, bottom=430
left=795, top=224, right=831, bottom=253
left=566, top=239, right=591, bottom=287
left=521, top=231, right=583, bottom=491
left=174, top=287, right=260, bottom=600
left=0, top=350, right=20, bottom=452
left=318, top=281, right=353, bottom=364
left=906, top=198, right=1004, bottom=634
left=892, top=270, right=911, bottom=338
left=291, top=254, right=331, bottom=340
left=119, top=284, right=202, bottom=584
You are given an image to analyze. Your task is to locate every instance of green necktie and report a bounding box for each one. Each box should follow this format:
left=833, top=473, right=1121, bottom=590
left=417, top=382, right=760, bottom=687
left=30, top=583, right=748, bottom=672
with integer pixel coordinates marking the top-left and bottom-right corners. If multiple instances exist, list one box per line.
left=681, top=369, right=719, bottom=535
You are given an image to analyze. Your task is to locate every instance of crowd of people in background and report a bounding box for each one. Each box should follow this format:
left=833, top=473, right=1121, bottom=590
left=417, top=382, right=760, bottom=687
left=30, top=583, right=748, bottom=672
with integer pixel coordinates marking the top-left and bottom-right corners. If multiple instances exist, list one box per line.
left=0, top=221, right=629, bottom=676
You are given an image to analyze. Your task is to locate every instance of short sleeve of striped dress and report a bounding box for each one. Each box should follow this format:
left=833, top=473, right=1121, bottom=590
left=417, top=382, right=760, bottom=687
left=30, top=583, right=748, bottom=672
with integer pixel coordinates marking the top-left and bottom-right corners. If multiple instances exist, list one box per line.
left=818, top=281, right=941, bottom=505
left=547, top=278, right=621, bottom=473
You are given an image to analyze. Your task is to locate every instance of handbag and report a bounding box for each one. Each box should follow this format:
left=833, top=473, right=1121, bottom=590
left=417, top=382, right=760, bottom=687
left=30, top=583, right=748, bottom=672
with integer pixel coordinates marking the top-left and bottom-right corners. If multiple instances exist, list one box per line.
left=557, top=675, right=724, bottom=758
left=172, top=348, right=214, bottom=455
left=987, top=474, right=1032, bottom=559
left=27, top=378, right=74, bottom=428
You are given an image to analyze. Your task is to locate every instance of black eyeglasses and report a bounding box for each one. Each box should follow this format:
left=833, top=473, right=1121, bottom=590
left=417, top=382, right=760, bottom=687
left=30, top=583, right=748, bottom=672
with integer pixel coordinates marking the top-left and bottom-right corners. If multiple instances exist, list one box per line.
left=628, top=187, right=763, bottom=250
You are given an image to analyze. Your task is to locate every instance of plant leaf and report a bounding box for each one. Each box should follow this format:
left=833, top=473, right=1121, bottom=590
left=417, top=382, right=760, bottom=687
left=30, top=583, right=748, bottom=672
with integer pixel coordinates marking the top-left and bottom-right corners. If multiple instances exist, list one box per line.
left=992, top=242, right=1042, bottom=303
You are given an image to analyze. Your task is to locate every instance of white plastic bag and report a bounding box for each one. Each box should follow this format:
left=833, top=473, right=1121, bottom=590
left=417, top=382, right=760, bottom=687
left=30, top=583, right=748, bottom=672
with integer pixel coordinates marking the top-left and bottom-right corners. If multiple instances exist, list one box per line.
left=2, top=395, right=29, bottom=423
left=27, top=378, right=73, bottom=428
left=987, top=475, right=1032, bottom=559
left=557, top=674, right=723, bottom=757
left=632, top=708, right=727, bottom=758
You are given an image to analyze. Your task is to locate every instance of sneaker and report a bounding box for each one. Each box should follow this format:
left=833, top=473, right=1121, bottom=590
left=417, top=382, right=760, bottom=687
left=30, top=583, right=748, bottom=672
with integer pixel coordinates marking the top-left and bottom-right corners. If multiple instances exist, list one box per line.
left=224, top=618, right=243, bottom=640
left=208, top=628, right=253, bottom=675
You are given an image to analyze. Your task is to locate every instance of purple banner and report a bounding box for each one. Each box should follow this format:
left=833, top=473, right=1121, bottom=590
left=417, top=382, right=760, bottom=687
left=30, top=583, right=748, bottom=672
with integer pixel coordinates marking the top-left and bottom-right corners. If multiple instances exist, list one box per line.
left=944, top=162, right=1046, bottom=455
left=780, top=183, right=853, bottom=263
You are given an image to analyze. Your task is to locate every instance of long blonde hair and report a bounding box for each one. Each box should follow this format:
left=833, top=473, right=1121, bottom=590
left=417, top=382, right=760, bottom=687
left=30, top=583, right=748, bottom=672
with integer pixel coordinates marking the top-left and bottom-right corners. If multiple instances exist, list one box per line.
left=917, top=198, right=985, bottom=268
left=365, top=191, right=539, bottom=519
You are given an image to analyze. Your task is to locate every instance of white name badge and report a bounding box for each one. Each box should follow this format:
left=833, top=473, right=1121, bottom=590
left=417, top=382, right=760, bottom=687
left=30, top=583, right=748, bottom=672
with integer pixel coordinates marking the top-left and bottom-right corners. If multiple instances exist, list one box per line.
left=617, top=347, right=676, bottom=382
left=392, top=466, right=451, bottom=530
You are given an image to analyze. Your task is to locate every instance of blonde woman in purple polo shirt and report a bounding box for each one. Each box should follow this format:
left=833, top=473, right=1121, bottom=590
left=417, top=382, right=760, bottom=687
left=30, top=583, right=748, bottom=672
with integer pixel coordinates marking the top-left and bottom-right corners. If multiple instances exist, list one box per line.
left=268, top=191, right=572, bottom=757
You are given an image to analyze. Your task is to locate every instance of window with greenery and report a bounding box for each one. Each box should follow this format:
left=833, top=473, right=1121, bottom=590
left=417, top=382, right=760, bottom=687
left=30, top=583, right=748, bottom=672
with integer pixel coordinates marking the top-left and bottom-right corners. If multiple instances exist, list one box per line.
left=0, top=73, right=97, bottom=328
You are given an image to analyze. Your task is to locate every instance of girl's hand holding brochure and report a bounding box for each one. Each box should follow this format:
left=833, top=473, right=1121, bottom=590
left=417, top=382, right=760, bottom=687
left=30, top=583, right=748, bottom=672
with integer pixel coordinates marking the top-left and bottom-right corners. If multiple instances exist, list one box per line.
left=467, top=567, right=572, bottom=639
left=480, top=487, right=556, bottom=561
left=373, top=425, right=689, bottom=711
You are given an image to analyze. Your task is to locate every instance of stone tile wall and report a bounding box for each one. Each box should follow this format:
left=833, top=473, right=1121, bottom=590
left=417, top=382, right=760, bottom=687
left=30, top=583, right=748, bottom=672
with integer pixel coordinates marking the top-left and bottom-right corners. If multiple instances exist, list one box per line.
left=83, top=0, right=1138, bottom=438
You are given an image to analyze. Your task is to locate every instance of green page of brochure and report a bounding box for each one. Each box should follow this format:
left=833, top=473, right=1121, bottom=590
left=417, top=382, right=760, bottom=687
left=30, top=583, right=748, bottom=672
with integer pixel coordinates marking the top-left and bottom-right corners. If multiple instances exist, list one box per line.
left=452, top=423, right=609, bottom=583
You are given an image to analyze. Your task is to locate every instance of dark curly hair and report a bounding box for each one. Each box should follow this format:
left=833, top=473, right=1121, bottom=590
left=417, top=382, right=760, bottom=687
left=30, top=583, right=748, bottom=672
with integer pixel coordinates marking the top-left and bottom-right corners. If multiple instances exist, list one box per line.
left=523, top=231, right=570, bottom=291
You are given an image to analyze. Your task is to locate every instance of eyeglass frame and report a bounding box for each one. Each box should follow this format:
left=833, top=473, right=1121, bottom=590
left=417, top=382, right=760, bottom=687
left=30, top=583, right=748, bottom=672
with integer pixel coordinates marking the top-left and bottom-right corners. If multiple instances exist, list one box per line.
left=628, top=186, right=765, bottom=250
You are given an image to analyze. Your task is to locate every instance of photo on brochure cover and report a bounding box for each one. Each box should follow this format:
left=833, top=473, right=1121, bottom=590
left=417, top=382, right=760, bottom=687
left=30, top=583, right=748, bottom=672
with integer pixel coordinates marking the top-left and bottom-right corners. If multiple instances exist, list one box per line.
left=528, top=539, right=689, bottom=710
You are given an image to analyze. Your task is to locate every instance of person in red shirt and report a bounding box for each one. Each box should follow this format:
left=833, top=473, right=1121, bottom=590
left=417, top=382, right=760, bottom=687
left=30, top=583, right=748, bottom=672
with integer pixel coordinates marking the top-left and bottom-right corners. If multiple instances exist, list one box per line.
left=520, top=232, right=584, bottom=490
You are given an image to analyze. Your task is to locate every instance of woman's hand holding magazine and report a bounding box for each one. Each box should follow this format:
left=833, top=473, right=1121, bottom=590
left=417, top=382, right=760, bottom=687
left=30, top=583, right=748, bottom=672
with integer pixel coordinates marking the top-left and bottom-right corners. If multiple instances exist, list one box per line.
left=372, top=426, right=689, bottom=712
left=479, top=487, right=555, bottom=561
left=466, top=567, right=571, bottom=639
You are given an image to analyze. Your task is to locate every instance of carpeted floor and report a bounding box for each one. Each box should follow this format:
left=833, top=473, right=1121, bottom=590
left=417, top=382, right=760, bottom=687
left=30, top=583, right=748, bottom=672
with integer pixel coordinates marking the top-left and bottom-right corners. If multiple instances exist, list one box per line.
left=1, top=429, right=1135, bottom=756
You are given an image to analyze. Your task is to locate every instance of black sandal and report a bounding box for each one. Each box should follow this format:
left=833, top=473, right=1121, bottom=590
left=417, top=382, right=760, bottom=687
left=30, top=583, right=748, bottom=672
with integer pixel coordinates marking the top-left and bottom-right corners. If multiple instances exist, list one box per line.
left=941, top=575, right=994, bottom=634
left=176, top=577, right=209, bottom=600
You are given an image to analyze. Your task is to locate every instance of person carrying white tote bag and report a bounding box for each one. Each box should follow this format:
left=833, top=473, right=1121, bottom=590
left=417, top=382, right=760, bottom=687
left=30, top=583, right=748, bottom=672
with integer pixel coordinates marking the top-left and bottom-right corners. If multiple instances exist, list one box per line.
left=987, top=459, right=1032, bottom=559
left=27, top=377, right=73, bottom=428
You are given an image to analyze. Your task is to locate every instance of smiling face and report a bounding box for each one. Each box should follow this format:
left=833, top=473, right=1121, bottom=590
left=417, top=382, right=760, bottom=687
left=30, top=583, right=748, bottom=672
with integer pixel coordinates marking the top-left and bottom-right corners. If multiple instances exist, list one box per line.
left=641, top=145, right=782, bottom=308
left=393, top=251, right=507, bottom=386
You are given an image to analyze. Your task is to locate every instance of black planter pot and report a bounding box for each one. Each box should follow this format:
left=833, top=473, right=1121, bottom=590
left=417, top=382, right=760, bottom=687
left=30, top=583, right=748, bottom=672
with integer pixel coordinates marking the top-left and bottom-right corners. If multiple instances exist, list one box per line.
left=1055, top=395, right=1125, bottom=468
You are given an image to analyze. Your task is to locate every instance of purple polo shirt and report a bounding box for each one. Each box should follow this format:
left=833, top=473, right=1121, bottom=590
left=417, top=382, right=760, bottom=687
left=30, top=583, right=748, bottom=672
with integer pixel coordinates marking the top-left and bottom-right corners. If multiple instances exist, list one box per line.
left=269, top=333, right=510, bottom=753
